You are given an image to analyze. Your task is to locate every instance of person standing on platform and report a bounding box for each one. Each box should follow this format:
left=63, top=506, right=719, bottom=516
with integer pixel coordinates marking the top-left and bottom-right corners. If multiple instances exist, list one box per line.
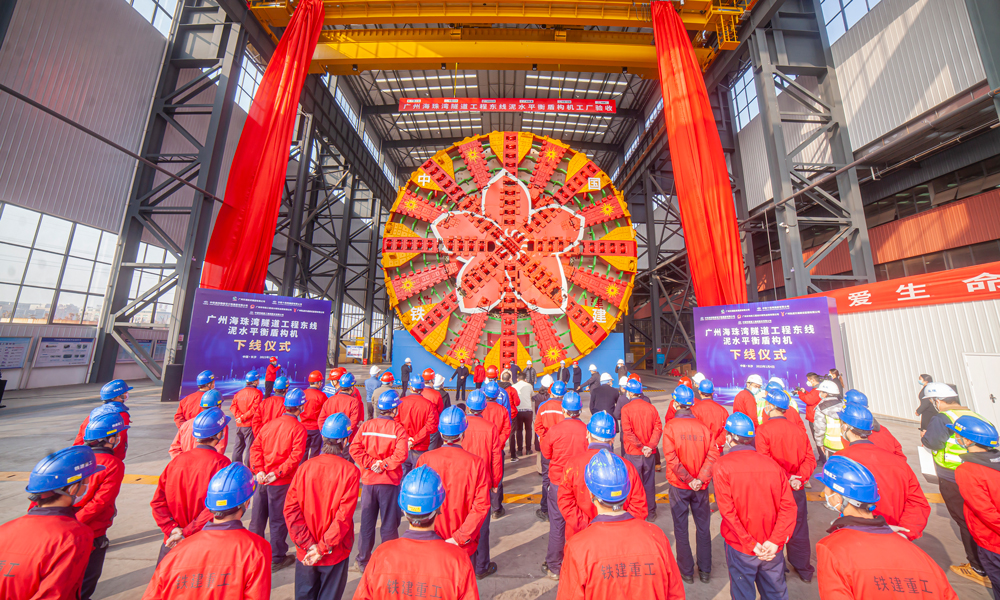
left=1, top=447, right=101, bottom=600
left=571, top=361, right=583, bottom=392
left=249, top=386, right=309, bottom=573
left=581, top=365, right=600, bottom=395
left=952, top=414, right=1000, bottom=593
left=813, top=379, right=845, bottom=460
left=319, top=373, right=365, bottom=448
left=541, top=390, right=589, bottom=581
left=173, top=370, right=214, bottom=427
left=451, top=359, right=470, bottom=405
left=557, top=449, right=685, bottom=600
left=844, top=389, right=905, bottom=457
left=169, top=389, right=230, bottom=458
left=364, top=366, right=382, bottom=420
left=265, top=356, right=281, bottom=398
left=353, top=466, right=480, bottom=600
left=534, top=380, right=566, bottom=523
left=523, top=360, right=537, bottom=387
left=231, top=370, right=263, bottom=464
left=260, top=376, right=290, bottom=428
left=733, top=374, right=765, bottom=425
left=473, top=358, right=486, bottom=390
left=756, top=389, right=817, bottom=583
left=400, top=358, right=413, bottom=396
left=396, top=376, right=438, bottom=476
left=815, top=456, right=958, bottom=600
left=557, top=360, right=570, bottom=384
left=615, top=358, right=628, bottom=381
left=662, top=384, right=719, bottom=583
left=464, top=390, right=503, bottom=577
left=350, top=390, right=409, bottom=573
left=714, top=413, right=797, bottom=600
left=142, top=463, right=271, bottom=599
left=284, top=414, right=360, bottom=600
left=301, top=370, right=328, bottom=460
left=620, top=378, right=661, bottom=519
left=482, top=380, right=512, bottom=517
left=151, top=407, right=231, bottom=564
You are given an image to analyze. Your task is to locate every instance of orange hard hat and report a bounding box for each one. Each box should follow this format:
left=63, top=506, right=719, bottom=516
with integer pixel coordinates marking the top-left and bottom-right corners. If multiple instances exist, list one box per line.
left=308, top=370, right=324, bottom=383
left=422, top=368, right=435, bottom=382
left=485, top=365, right=498, bottom=378
left=679, top=376, right=693, bottom=388
left=329, top=367, right=346, bottom=381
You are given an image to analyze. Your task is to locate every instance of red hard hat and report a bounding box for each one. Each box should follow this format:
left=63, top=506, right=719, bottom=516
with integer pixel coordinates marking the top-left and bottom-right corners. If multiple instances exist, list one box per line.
left=329, top=367, right=346, bottom=381
left=679, top=376, right=693, bottom=388
left=422, top=368, right=435, bottom=382
left=269, top=356, right=278, bottom=362
left=308, top=370, right=324, bottom=383
left=380, top=371, right=395, bottom=383
left=629, top=373, right=641, bottom=382
left=485, top=365, right=498, bottom=378
left=573, top=361, right=578, bottom=366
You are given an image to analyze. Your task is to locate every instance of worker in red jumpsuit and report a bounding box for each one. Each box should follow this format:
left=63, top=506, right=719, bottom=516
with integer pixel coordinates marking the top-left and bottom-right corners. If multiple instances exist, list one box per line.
left=264, top=356, right=281, bottom=398
left=142, top=463, right=272, bottom=599
left=350, top=390, right=410, bottom=572
left=319, top=372, right=365, bottom=446
left=815, top=456, right=958, bottom=600
left=421, top=368, right=444, bottom=450
left=535, top=380, right=567, bottom=523
left=620, top=378, right=661, bottom=520
left=541, top=390, right=589, bottom=580
left=733, top=374, right=765, bottom=425
left=952, top=414, right=1000, bottom=594
left=284, top=414, right=360, bottom=600
left=557, top=449, right=685, bottom=600
left=259, top=376, right=290, bottom=427
left=416, top=407, right=492, bottom=574
left=795, top=372, right=823, bottom=425
left=692, top=379, right=729, bottom=451
left=323, top=367, right=346, bottom=397
left=662, top=383, right=720, bottom=584
left=249, top=385, right=308, bottom=572
left=74, top=411, right=128, bottom=600
left=169, top=389, right=229, bottom=458
left=464, top=390, right=503, bottom=575
left=354, top=466, right=480, bottom=600
left=835, top=402, right=930, bottom=541
left=0, top=446, right=101, bottom=600
left=714, top=412, right=797, bottom=600
left=482, top=379, right=513, bottom=518
left=559, top=411, right=647, bottom=539
left=396, top=375, right=439, bottom=477
left=473, top=357, right=486, bottom=390
left=300, top=370, right=328, bottom=459
left=756, top=388, right=817, bottom=583
left=175, top=370, right=215, bottom=427
left=230, top=370, right=263, bottom=464
left=74, top=379, right=132, bottom=461
left=844, top=389, right=905, bottom=457
left=151, top=407, right=231, bottom=564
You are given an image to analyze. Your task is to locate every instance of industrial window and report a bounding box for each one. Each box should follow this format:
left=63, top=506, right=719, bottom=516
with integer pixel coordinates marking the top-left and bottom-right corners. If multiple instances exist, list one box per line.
left=235, top=53, right=265, bottom=113
left=125, top=242, right=177, bottom=325
left=644, top=98, right=664, bottom=132
left=624, top=134, right=641, bottom=163
left=122, top=0, right=177, bottom=37
left=821, top=0, right=882, bottom=45
left=731, top=67, right=759, bottom=132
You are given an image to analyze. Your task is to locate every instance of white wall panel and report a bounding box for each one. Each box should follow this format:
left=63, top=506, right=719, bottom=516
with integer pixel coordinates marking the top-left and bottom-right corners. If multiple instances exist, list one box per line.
left=839, top=299, right=1000, bottom=421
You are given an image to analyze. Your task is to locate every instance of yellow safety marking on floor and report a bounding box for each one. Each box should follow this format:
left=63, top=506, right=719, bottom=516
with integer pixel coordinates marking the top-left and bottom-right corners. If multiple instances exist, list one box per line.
left=0, top=472, right=948, bottom=505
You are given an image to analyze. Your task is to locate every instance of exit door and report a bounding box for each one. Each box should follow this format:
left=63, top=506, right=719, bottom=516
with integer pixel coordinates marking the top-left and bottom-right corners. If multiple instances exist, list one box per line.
left=964, top=354, right=1000, bottom=426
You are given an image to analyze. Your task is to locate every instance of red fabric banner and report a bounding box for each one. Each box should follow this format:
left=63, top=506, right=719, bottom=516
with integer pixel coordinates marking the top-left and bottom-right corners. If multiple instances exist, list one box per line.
left=200, top=0, right=325, bottom=293
left=806, top=260, right=1000, bottom=314
left=651, top=3, right=747, bottom=307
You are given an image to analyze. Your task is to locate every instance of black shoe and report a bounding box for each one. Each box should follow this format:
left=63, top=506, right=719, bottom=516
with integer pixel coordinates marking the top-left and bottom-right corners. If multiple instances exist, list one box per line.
left=476, top=562, right=498, bottom=579
left=541, top=562, right=550, bottom=575
left=492, top=506, right=506, bottom=519
left=353, top=561, right=365, bottom=574
left=510, top=455, right=519, bottom=462
left=272, top=554, right=295, bottom=572
left=536, top=508, right=549, bottom=522
left=800, top=573, right=814, bottom=583
left=681, top=574, right=694, bottom=584
left=645, top=513, right=657, bottom=522
left=699, top=571, right=710, bottom=583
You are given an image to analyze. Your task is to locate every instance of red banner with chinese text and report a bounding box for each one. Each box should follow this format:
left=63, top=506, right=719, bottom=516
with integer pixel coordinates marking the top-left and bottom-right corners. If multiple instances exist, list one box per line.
left=398, top=97, right=616, bottom=114
left=806, top=261, right=1000, bottom=314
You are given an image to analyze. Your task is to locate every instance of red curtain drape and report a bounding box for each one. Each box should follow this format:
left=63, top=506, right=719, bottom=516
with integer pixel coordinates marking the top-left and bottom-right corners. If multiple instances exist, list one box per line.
left=200, top=0, right=325, bottom=293
left=652, top=2, right=748, bottom=306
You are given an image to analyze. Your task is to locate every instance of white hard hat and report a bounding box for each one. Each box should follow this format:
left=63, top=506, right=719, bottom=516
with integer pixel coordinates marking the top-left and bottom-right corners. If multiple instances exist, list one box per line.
left=923, top=382, right=958, bottom=399
left=619, top=376, right=628, bottom=387
left=540, top=374, right=554, bottom=387
left=589, top=364, right=597, bottom=372
left=405, top=357, right=411, bottom=363
left=527, top=360, right=532, bottom=365
left=370, top=366, right=380, bottom=376
left=816, top=380, right=841, bottom=395
left=692, top=372, right=706, bottom=384
left=560, top=360, right=565, bottom=365
left=433, top=374, right=445, bottom=389
left=767, top=376, right=786, bottom=389
left=746, top=374, right=764, bottom=386
left=617, top=359, right=624, bottom=365
left=600, top=372, right=613, bottom=383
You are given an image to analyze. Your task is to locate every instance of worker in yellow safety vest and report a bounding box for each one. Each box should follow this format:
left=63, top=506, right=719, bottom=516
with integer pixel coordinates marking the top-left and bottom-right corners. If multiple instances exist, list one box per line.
left=811, top=380, right=844, bottom=456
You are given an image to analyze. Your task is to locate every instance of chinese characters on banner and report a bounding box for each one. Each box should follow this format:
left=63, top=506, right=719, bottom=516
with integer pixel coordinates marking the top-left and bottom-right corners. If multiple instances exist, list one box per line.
left=398, top=98, right=617, bottom=114
left=807, top=260, right=1000, bottom=314
left=693, top=297, right=845, bottom=406
left=180, top=289, right=331, bottom=397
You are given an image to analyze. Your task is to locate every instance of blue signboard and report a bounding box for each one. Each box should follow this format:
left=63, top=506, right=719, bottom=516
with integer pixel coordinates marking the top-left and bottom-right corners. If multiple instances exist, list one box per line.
left=181, top=289, right=331, bottom=397
left=693, top=296, right=844, bottom=406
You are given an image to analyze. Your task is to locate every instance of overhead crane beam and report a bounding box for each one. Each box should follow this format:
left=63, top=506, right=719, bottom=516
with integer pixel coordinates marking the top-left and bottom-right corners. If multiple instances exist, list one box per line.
left=362, top=104, right=643, bottom=120
left=383, top=136, right=621, bottom=154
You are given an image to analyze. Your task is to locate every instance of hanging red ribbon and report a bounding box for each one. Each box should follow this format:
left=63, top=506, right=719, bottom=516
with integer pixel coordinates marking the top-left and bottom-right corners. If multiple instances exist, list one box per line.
left=200, top=0, right=325, bottom=293
left=652, top=2, right=748, bottom=306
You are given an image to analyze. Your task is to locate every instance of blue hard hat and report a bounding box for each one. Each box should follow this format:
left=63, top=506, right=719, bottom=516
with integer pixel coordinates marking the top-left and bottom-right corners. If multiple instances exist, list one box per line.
left=588, top=411, right=616, bottom=439
left=244, top=370, right=260, bottom=383
left=408, top=375, right=425, bottom=391
left=949, top=414, right=1000, bottom=448
left=466, top=389, right=487, bottom=411
left=699, top=380, right=714, bottom=395
left=196, top=370, right=215, bottom=386
left=192, top=407, right=231, bottom=438
left=845, top=389, right=869, bottom=407
left=284, top=387, right=306, bottom=407
left=765, top=389, right=790, bottom=410
left=483, top=381, right=500, bottom=399
left=816, top=455, right=880, bottom=504
left=339, top=373, right=356, bottom=388
left=625, top=379, right=642, bottom=395
left=274, top=376, right=289, bottom=391
left=562, top=391, right=582, bottom=412
left=672, top=385, right=695, bottom=406
left=438, top=406, right=468, bottom=437
left=840, top=402, right=873, bottom=431
left=378, top=390, right=402, bottom=411
left=84, top=411, right=129, bottom=441
left=765, top=382, right=784, bottom=394
left=398, top=465, right=446, bottom=515
left=550, top=380, right=567, bottom=397
left=321, top=413, right=353, bottom=440
left=200, top=389, right=223, bottom=408
left=725, top=413, right=755, bottom=438
left=100, top=379, right=132, bottom=401
left=26, top=446, right=105, bottom=494
left=204, top=463, right=256, bottom=510
left=91, top=402, right=128, bottom=419
left=584, top=448, right=631, bottom=503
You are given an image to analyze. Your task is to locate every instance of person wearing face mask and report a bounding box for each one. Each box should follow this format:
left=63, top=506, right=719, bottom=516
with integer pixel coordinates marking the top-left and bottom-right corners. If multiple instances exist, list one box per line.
left=812, top=379, right=845, bottom=461
left=952, top=414, right=1000, bottom=595
left=921, top=382, right=992, bottom=586
left=815, top=456, right=958, bottom=599
left=0, top=446, right=102, bottom=599
left=733, top=374, right=765, bottom=425
left=915, top=374, right=937, bottom=432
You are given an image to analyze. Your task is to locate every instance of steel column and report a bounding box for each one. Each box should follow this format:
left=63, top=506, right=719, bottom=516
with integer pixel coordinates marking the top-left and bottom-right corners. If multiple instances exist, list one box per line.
left=361, top=202, right=383, bottom=363
left=643, top=174, right=662, bottom=376
left=281, top=114, right=314, bottom=296
left=964, top=0, right=1000, bottom=121
left=330, top=172, right=357, bottom=365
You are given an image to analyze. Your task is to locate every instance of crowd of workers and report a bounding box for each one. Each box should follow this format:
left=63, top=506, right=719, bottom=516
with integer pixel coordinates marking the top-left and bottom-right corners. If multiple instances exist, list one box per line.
left=3, top=355, right=1000, bottom=599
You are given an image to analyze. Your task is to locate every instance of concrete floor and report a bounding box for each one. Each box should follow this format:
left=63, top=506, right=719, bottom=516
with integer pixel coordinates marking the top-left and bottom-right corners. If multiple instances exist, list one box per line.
left=0, top=367, right=990, bottom=599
